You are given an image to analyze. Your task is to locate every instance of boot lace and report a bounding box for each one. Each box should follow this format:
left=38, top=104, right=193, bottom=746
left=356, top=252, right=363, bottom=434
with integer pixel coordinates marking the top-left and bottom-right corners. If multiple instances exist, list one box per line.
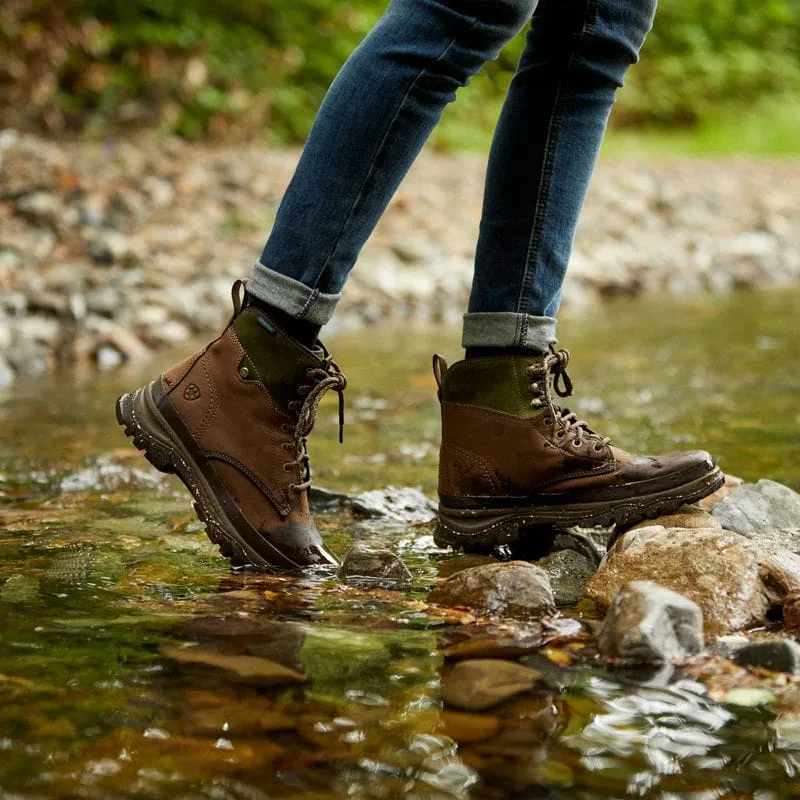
left=282, top=347, right=347, bottom=493
left=526, top=349, right=610, bottom=451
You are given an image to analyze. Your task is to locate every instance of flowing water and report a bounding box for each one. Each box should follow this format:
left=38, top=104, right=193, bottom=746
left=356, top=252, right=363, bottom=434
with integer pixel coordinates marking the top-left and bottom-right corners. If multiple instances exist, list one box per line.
left=0, top=288, right=798, bottom=799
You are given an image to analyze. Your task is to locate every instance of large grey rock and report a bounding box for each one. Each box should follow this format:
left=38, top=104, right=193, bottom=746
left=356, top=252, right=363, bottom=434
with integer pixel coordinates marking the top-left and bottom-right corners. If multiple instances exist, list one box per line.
left=734, top=639, right=800, bottom=675
left=441, top=659, right=541, bottom=711
left=338, top=546, right=413, bottom=589
left=584, top=526, right=800, bottom=636
left=713, top=480, right=800, bottom=554
left=428, top=561, right=556, bottom=618
left=0, top=355, right=14, bottom=389
left=598, top=581, right=704, bottom=663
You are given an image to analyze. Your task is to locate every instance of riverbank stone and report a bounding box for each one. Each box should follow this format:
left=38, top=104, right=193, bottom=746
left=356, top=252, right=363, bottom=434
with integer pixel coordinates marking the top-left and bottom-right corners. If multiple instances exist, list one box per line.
left=584, top=526, right=800, bottom=636
left=428, top=561, right=556, bottom=618
left=598, top=580, right=704, bottom=663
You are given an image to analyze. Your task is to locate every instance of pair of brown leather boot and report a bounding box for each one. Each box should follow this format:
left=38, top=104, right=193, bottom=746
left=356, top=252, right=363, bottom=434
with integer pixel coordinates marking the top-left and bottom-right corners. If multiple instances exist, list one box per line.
left=117, top=282, right=723, bottom=568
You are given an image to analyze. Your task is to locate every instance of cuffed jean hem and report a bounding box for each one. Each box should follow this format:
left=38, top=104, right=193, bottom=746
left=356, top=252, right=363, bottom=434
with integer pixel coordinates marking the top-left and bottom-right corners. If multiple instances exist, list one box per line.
left=246, top=261, right=341, bottom=326
left=462, top=312, right=558, bottom=351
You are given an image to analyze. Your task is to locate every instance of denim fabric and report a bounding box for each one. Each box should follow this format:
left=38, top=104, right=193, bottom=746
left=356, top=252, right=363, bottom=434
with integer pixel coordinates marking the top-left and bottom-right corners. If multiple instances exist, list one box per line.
left=250, top=0, right=656, bottom=344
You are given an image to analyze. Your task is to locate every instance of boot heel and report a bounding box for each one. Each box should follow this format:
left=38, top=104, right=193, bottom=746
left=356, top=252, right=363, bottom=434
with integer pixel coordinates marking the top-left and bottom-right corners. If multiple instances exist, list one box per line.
left=435, top=508, right=528, bottom=551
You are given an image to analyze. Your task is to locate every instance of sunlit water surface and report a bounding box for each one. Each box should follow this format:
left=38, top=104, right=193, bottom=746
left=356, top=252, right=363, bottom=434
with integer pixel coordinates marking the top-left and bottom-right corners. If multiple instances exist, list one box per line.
left=0, top=289, right=798, bottom=799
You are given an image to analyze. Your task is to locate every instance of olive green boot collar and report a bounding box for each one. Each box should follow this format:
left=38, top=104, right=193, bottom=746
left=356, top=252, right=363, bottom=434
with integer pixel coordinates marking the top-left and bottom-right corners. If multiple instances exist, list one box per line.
left=433, top=354, right=547, bottom=418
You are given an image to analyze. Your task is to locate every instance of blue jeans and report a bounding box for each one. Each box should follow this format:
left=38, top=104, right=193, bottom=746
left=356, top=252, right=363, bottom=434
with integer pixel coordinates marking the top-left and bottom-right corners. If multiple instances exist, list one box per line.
left=248, top=0, right=657, bottom=350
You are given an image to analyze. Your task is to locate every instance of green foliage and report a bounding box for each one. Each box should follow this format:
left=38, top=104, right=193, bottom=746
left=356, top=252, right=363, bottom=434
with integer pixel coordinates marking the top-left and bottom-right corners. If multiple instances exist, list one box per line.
left=1, top=0, right=798, bottom=143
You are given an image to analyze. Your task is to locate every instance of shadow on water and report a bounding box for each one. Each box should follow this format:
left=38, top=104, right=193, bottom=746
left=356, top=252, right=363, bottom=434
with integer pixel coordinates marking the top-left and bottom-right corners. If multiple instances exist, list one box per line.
left=0, top=288, right=798, bottom=798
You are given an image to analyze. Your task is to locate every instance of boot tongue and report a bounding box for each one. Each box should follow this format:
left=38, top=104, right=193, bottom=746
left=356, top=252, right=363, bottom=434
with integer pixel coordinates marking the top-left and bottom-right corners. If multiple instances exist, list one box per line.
left=232, top=308, right=322, bottom=414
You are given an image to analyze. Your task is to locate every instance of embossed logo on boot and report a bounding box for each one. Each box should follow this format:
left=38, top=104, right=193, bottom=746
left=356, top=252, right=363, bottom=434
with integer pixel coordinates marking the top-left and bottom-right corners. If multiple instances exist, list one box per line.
left=183, top=383, right=201, bottom=401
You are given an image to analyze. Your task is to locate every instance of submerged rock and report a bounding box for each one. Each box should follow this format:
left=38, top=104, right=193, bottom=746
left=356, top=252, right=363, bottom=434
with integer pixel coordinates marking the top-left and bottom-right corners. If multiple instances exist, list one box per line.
left=338, top=546, right=413, bottom=589
left=441, top=659, right=541, bottom=711
left=160, top=645, right=307, bottom=685
left=712, top=479, right=800, bottom=554
left=428, top=561, right=556, bottom=618
left=734, top=639, right=800, bottom=675
left=584, top=526, right=800, bottom=636
left=598, top=580, right=704, bottom=663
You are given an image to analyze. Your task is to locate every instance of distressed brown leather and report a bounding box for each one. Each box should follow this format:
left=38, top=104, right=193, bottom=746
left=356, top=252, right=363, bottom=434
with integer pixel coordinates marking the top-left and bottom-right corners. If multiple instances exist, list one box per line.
left=437, top=352, right=714, bottom=502
left=163, top=328, right=298, bottom=518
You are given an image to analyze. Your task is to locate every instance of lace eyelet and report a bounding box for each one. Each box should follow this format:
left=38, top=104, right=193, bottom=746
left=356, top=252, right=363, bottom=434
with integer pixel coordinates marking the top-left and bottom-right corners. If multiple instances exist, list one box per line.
left=525, top=366, right=536, bottom=376
left=281, top=442, right=291, bottom=451
left=573, top=438, right=583, bottom=448
left=555, top=429, right=566, bottom=440
left=282, top=463, right=293, bottom=472
left=594, top=443, right=605, bottom=453
left=529, top=382, right=540, bottom=392
left=530, top=398, right=544, bottom=408
left=543, top=417, right=553, bottom=426
left=281, top=424, right=291, bottom=433
left=288, top=483, right=298, bottom=492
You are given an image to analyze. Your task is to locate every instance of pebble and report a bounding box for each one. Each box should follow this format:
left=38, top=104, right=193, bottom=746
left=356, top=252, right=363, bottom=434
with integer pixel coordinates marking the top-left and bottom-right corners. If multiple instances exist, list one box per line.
left=734, top=639, right=800, bottom=675
left=338, top=546, right=413, bottom=589
left=440, top=659, right=541, bottom=711
left=598, top=580, right=704, bottom=663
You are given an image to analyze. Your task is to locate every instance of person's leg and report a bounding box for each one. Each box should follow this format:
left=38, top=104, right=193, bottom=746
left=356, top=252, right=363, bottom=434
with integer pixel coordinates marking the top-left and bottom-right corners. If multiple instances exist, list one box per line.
left=435, top=0, right=725, bottom=552
left=247, top=0, right=537, bottom=329
left=117, top=0, right=539, bottom=570
left=465, top=0, right=657, bottom=352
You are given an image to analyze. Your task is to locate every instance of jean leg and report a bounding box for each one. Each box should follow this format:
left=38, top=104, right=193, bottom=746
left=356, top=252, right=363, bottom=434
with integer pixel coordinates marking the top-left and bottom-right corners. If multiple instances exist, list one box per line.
left=249, top=0, right=537, bottom=325
left=464, top=0, right=657, bottom=349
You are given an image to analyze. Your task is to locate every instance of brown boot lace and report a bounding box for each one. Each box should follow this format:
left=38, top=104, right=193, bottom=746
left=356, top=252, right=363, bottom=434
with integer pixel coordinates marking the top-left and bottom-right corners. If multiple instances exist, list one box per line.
left=283, top=346, right=347, bottom=493
left=526, top=349, right=610, bottom=451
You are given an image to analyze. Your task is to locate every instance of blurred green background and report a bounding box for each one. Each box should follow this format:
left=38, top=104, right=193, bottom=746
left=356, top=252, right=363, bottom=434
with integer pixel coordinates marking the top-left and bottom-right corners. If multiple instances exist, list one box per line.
left=2, top=0, right=799, bottom=153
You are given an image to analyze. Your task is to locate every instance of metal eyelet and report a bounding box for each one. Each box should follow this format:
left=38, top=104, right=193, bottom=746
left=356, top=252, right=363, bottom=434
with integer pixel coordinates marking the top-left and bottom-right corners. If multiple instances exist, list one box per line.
left=573, top=438, right=583, bottom=448
left=555, top=429, right=566, bottom=440
left=543, top=417, right=553, bottom=426
left=530, top=398, right=544, bottom=408
left=594, top=443, right=605, bottom=453
left=282, top=463, right=293, bottom=472
left=281, top=443, right=291, bottom=451
left=281, top=424, right=291, bottom=433
left=529, top=382, right=540, bottom=392
left=525, top=366, right=536, bottom=376
left=288, top=483, right=298, bottom=492
left=238, top=366, right=250, bottom=379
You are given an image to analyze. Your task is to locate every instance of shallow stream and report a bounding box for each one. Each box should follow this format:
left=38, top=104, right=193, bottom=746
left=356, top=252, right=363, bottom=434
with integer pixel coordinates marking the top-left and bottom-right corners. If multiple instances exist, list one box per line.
left=1, top=289, right=798, bottom=799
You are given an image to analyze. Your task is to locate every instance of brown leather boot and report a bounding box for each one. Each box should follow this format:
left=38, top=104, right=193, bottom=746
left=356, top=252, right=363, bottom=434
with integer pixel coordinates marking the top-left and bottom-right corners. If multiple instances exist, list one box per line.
left=432, top=349, right=723, bottom=550
left=116, top=281, right=346, bottom=569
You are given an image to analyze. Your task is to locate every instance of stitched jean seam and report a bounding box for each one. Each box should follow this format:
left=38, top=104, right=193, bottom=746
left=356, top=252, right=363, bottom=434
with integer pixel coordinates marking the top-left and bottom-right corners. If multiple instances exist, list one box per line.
left=312, top=17, right=479, bottom=291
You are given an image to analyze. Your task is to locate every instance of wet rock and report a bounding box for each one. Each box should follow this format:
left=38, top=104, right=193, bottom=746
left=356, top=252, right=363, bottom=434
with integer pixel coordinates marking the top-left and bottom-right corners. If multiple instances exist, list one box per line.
left=782, top=592, right=800, bottom=634
left=584, top=526, right=800, bottom=636
left=441, top=659, right=541, bottom=711
left=734, top=639, right=800, bottom=675
left=598, top=580, right=703, bottom=663
left=537, top=549, right=596, bottom=606
left=439, top=711, right=501, bottom=744
left=710, top=634, right=750, bottom=659
left=160, top=644, right=307, bottom=685
left=338, top=546, right=413, bottom=589
left=350, top=486, right=436, bottom=523
left=712, top=480, right=800, bottom=554
left=697, top=473, right=745, bottom=512
left=628, top=505, right=720, bottom=532
left=5, top=338, right=48, bottom=377
left=428, top=561, right=556, bottom=618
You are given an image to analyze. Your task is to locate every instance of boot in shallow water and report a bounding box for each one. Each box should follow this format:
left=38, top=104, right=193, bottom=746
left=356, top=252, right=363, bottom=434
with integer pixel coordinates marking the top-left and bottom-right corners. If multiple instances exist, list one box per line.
left=116, top=281, right=346, bottom=569
left=432, top=349, right=723, bottom=551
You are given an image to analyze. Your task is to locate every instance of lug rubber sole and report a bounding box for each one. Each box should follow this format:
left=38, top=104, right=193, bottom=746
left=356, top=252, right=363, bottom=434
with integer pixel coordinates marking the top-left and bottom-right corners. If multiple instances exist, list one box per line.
left=116, top=381, right=291, bottom=569
left=434, top=467, right=725, bottom=552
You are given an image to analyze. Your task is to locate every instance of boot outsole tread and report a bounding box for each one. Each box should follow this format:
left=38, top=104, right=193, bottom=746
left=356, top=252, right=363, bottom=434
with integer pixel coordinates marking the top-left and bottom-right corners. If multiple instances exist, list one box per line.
left=433, top=469, right=725, bottom=552
left=116, top=385, right=271, bottom=569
